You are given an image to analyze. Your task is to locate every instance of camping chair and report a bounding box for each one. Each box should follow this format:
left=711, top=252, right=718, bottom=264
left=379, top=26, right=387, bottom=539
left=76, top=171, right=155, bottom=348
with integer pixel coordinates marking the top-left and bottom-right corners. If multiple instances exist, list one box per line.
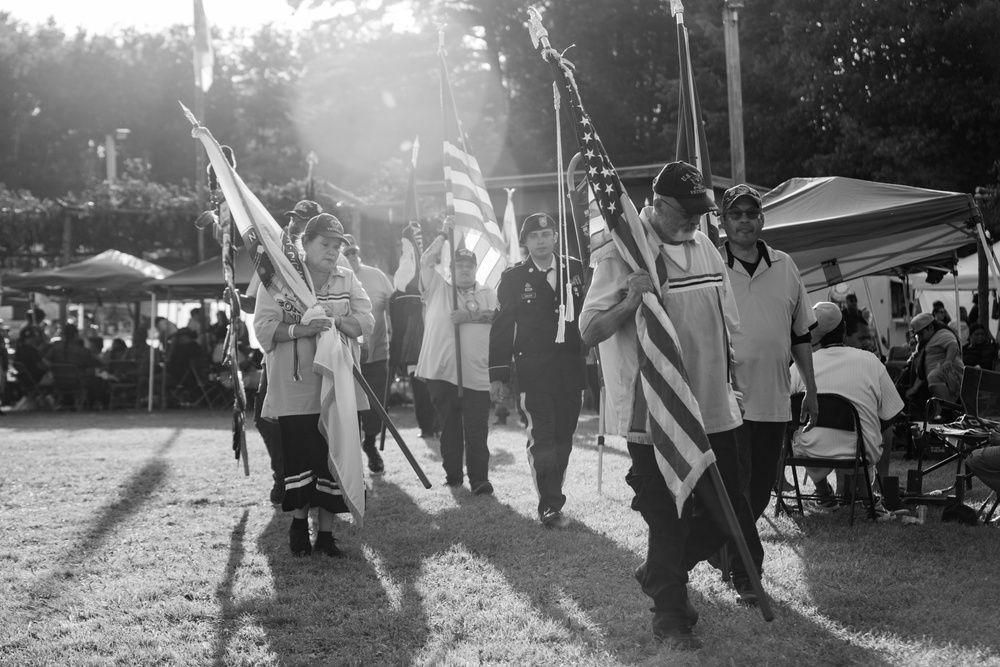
left=908, top=366, right=999, bottom=503
left=185, top=358, right=228, bottom=409
left=775, top=392, right=883, bottom=526
left=11, top=361, right=48, bottom=409
left=48, top=362, right=89, bottom=411
left=107, top=360, right=140, bottom=409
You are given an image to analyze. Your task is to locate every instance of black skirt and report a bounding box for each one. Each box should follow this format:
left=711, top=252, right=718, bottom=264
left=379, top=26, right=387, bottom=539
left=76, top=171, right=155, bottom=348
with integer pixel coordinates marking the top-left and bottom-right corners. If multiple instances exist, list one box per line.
left=278, top=414, right=350, bottom=515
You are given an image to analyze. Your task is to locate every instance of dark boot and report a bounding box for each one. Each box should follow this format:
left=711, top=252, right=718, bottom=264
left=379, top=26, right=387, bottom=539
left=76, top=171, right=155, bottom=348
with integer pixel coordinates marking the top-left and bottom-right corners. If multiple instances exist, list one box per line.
left=362, top=435, right=384, bottom=474
left=314, top=531, right=343, bottom=558
left=288, top=517, right=311, bottom=557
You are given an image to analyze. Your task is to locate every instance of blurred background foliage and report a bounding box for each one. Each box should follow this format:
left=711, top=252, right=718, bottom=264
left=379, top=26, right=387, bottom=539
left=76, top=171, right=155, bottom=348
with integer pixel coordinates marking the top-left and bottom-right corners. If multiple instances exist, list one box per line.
left=0, top=0, right=998, bottom=272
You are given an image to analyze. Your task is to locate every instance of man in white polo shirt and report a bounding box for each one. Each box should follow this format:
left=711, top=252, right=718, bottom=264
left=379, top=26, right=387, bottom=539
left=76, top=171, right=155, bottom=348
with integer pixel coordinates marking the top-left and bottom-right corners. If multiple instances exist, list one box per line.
left=720, top=184, right=818, bottom=523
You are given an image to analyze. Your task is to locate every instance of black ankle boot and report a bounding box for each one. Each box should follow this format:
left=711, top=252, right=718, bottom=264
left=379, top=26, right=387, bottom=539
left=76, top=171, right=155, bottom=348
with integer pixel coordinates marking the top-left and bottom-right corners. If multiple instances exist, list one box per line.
left=289, top=518, right=311, bottom=556
left=362, top=437, right=384, bottom=474
left=314, top=531, right=343, bottom=558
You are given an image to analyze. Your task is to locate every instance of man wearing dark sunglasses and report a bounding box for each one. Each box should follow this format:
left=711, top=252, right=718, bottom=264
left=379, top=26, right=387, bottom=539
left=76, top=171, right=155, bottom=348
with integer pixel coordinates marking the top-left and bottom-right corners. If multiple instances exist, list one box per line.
left=717, top=184, right=818, bottom=602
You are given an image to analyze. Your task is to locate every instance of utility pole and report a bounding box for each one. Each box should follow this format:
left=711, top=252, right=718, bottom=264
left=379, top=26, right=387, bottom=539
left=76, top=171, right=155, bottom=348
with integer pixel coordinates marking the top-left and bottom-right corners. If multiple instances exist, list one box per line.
left=723, top=0, right=746, bottom=184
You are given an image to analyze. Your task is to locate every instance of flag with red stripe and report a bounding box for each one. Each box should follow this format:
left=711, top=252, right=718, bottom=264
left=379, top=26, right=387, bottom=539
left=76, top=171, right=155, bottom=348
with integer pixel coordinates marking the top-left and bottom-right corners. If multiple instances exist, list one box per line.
left=439, top=53, right=508, bottom=290
left=543, top=49, right=715, bottom=515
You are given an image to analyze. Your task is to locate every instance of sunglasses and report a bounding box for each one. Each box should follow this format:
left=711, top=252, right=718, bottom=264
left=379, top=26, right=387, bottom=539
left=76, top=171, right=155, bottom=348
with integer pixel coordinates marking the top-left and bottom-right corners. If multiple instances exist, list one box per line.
left=723, top=209, right=762, bottom=222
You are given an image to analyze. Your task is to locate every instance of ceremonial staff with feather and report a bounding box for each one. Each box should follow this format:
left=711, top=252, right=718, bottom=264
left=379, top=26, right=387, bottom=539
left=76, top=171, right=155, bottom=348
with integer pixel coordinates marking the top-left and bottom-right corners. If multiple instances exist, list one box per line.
left=195, top=146, right=249, bottom=475
left=182, top=106, right=431, bottom=522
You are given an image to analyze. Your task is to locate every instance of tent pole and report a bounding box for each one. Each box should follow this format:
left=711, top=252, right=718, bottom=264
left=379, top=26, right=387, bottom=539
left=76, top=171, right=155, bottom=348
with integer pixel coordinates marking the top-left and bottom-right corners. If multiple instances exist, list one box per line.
left=953, top=250, right=961, bottom=340
left=148, top=292, right=156, bottom=412
left=162, top=288, right=171, bottom=407
left=861, top=277, right=884, bottom=358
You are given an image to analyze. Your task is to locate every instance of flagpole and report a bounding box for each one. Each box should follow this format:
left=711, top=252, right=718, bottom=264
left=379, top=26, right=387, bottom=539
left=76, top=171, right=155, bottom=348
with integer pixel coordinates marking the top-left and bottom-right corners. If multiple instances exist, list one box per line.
left=439, top=27, right=464, bottom=397
left=672, top=1, right=706, bottom=239
left=353, top=364, right=432, bottom=488
left=381, top=138, right=421, bottom=452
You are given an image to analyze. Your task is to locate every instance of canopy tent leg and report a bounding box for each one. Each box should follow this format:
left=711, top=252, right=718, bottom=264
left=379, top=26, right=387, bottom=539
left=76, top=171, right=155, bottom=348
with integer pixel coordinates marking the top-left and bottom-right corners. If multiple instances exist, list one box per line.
left=953, top=250, right=961, bottom=339
left=148, top=291, right=156, bottom=412
left=861, top=277, right=884, bottom=357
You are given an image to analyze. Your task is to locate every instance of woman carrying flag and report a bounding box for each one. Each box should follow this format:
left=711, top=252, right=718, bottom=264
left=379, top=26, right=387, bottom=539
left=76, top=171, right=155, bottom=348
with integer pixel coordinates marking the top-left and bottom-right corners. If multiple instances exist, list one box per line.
left=254, top=213, right=374, bottom=558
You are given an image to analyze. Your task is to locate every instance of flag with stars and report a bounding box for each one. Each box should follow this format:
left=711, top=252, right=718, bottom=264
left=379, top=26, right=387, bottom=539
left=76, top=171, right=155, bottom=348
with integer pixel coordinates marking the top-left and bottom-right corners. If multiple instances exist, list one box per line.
left=439, top=53, right=508, bottom=290
left=543, top=50, right=715, bottom=515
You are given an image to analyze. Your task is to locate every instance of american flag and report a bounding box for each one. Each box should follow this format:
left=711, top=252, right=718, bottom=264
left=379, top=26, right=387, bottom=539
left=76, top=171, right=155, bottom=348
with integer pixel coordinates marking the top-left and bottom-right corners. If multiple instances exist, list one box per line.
left=440, top=54, right=508, bottom=290
left=545, top=51, right=715, bottom=515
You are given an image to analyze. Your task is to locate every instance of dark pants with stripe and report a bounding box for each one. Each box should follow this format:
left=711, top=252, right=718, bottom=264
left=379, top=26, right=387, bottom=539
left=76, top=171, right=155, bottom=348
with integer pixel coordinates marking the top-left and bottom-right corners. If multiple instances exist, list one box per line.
left=628, top=428, right=763, bottom=631
left=359, top=360, right=389, bottom=440
left=278, top=413, right=348, bottom=515
left=427, top=380, right=491, bottom=485
left=521, top=390, right=583, bottom=515
left=253, top=366, right=283, bottom=486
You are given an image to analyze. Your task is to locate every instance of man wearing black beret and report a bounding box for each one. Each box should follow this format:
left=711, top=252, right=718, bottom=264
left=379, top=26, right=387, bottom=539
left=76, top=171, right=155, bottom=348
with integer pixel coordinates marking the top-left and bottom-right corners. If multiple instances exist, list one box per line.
left=489, top=212, right=587, bottom=528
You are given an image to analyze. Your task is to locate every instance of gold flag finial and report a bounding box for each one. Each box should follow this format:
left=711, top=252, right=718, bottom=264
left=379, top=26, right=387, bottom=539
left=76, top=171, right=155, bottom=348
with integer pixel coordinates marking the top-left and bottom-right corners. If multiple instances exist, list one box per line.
left=670, top=0, right=685, bottom=17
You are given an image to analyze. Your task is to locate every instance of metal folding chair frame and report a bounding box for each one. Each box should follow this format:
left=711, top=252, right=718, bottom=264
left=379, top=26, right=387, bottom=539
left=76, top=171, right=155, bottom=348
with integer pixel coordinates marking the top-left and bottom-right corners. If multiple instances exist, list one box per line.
left=775, top=392, right=882, bottom=526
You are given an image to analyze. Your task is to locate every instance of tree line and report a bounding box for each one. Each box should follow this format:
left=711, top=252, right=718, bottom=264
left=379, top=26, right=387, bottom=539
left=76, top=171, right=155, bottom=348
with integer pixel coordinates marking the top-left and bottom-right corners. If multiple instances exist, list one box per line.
left=1, top=0, right=998, bottom=271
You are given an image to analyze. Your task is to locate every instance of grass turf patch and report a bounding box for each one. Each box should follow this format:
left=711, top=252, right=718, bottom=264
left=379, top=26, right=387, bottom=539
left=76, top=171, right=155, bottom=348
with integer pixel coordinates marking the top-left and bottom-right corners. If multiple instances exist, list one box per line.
left=1, top=408, right=998, bottom=666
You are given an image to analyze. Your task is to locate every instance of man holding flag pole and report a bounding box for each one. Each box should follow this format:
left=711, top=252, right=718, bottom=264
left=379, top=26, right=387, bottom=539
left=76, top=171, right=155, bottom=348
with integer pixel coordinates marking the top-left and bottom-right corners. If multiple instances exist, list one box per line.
left=527, top=7, right=772, bottom=649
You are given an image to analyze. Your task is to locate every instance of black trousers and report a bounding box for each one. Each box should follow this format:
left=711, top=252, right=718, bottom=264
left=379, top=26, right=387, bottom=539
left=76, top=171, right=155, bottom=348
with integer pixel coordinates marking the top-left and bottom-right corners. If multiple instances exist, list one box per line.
left=427, top=380, right=491, bottom=485
left=743, top=420, right=788, bottom=519
left=410, top=375, right=438, bottom=434
left=520, top=390, right=582, bottom=514
left=628, top=428, right=763, bottom=630
left=253, top=366, right=283, bottom=485
left=359, top=360, right=389, bottom=440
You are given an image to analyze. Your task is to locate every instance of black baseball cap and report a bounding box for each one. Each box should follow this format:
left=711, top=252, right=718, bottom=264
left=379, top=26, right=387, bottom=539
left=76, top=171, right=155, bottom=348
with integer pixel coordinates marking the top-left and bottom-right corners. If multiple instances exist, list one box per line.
left=652, top=162, right=717, bottom=215
left=302, top=214, right=347, bottom=243
left=454, top=248, right=478, bottom=265
left=284, top=200, right=323, bottom=222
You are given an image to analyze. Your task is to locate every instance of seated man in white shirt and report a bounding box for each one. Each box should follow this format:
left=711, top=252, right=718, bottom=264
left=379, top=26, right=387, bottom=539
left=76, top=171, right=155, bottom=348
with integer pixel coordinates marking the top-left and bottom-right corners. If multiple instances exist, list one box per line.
left=790, top=302, right=905, bottom=506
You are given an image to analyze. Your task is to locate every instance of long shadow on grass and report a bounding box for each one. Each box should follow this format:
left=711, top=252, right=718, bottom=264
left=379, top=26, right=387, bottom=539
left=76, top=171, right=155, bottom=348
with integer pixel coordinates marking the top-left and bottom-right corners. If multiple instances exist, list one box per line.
left=253, top=505, right=434, bottom=666
left=357, top=479, right=688, bottom=661
left=28, top=429, right=180, bottom=598
left=796, top=512, right=1000, bottom=656
left=246, top=481, right=897, bottom=666
left=210, top=509, right=249, bottom=667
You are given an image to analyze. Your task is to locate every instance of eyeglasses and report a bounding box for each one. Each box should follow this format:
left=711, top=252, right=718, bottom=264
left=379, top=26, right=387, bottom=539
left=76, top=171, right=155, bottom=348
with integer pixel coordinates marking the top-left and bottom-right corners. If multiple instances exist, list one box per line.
left=723, top=209, right=762, bottom=222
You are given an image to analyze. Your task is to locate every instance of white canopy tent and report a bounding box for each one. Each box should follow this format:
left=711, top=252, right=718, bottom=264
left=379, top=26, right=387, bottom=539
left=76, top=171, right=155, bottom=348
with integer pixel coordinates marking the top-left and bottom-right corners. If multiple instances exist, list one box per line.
left=755, top=176, right=981, bottom=293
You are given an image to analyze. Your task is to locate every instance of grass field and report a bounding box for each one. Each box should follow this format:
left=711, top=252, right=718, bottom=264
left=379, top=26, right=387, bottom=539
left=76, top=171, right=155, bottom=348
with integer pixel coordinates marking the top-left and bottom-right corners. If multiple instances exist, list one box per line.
left=1, top=406, right=998, bottom=667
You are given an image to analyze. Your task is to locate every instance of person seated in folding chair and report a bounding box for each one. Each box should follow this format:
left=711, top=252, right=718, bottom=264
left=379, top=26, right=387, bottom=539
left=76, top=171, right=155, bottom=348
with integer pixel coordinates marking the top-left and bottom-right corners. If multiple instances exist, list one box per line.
left=44, top=323, right=109, bottom=409
left=789, top=303, right=904, bottom=510
left=966, top=434, right=1000, bottom=525
left=907, top=312, right=964, bottom=410
left=962, top=323, right=998, bottom=370
left=165, top=328, right=208, bottom=405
